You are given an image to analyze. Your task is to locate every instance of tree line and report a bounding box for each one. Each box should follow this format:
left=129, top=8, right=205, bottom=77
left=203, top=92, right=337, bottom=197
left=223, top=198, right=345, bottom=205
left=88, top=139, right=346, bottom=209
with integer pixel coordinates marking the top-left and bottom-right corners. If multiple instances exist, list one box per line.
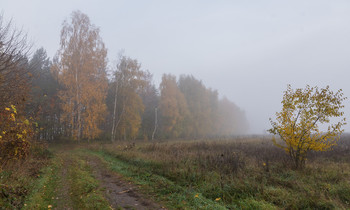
left=0, top=10, right=248, bottom=153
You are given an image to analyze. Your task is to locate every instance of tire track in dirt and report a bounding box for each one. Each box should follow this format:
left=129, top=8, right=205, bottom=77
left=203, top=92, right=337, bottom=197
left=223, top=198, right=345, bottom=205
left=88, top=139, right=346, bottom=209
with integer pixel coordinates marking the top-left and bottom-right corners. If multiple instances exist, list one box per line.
left=85, top=155, right=164, bottom=210
left=54, top=154, right=74, bottom=210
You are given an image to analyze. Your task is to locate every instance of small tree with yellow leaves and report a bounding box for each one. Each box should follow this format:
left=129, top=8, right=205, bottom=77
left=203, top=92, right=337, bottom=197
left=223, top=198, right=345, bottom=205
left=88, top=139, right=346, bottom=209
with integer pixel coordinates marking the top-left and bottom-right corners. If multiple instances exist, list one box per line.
left=269, top=85, right=346, bottom=169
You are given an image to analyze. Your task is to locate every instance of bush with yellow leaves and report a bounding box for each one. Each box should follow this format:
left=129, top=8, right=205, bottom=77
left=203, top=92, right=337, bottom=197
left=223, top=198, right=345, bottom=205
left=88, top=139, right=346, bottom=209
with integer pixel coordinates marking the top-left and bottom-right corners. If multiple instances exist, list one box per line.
left=0, top=105, right=35, bottom=165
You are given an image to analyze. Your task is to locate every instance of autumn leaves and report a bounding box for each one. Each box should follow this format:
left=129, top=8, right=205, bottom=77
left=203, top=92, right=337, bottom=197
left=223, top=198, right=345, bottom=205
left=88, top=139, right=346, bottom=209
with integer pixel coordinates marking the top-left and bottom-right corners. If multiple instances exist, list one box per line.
left=53, top=11, right=108, bottom=140
left=110, top=56, right=151, bottom=141
left=53, top=11, right=249, bottom=141
left=0, top=105, right=35, bottom=163
left=269, top=85, right=347, bottom=168
left=0, top=10, right=249, bottom=148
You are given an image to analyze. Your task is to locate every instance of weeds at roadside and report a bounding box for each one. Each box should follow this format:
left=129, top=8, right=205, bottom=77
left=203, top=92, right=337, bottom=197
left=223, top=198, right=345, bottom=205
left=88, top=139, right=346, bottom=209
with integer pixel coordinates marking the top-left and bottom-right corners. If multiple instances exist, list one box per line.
left=0, top=144, right=52, bottom=209
left=23, top=156, right=61, bottom=209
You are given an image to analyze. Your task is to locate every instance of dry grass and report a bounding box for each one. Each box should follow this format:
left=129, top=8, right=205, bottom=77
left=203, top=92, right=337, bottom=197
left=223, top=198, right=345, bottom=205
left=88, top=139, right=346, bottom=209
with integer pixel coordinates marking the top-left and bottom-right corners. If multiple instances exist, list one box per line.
left=0, top=142, right=52, bottom=209
left=91, top=135, right=350, bottom=209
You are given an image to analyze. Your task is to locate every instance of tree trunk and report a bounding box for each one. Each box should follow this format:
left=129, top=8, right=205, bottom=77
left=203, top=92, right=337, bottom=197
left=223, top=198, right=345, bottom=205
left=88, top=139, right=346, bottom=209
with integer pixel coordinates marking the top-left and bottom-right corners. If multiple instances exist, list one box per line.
left=151, top=107, right=158, bottom=141
left=75, top=66, right=81, bottom=141
left=111, top=82, right=118, bottom=142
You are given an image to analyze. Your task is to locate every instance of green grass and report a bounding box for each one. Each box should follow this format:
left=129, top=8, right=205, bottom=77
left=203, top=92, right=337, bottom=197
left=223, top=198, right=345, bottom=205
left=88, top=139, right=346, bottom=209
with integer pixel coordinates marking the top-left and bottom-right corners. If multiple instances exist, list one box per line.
left=84, top=138, right=350, bottom=209
left=1, top=138, right=349, bottom=209
left=23, top=149, right=111, bottom=209
left=68, top=153, right=111, bottom=209
left=23, top=156, right=61, bottom=209
left=0, top=151, right=51, bottom=209
left=86, top=149, right=227, bottom=209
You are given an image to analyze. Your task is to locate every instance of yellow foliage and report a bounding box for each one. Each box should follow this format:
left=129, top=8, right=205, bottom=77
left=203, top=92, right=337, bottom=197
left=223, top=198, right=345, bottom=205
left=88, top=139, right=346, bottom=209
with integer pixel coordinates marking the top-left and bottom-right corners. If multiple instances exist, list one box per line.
left=269, top=85, right=346, bottom=168
left=0, top=105, right=35, bottom=163
left=11, top=105, right=17, bottom=114
left=159, top=74, right=189, bottom=138
left=110, top=56, right=151, bottom=141
left=55, top=11, right=108, bottom=141
left=10, top=113, right=15, bottom=121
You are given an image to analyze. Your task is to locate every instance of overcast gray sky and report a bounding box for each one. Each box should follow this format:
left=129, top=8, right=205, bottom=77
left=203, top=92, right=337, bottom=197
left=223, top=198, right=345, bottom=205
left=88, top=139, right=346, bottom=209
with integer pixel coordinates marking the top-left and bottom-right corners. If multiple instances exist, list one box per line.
left=2, top=0, right=350, bottom=134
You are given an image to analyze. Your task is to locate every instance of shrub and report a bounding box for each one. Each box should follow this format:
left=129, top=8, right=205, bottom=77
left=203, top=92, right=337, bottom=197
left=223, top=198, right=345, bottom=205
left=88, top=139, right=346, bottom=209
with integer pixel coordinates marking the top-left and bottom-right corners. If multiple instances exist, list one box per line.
left=0, top=105, right=36, bottom=165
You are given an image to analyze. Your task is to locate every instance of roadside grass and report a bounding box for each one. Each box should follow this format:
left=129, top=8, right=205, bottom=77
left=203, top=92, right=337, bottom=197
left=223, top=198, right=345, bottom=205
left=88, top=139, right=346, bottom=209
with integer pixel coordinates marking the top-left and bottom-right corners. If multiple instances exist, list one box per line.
left=86, top=136, right=350, bottom=209
left=85, top=149, right=227, bottom=209
left=68, top=152, right=111, bottom=209
left=23, top=155, right=61, bottom=209
left=0, top=143, right=52, bottom=209
left=23, top=146, right=111, bottom=209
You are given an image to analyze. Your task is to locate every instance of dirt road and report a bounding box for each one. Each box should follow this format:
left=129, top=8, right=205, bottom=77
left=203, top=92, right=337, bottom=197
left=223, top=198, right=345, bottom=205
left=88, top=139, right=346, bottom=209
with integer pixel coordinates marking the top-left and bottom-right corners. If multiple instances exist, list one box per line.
left=86, top=155, right=162, bottom=210
left=53, top=149, right=163, bottom=210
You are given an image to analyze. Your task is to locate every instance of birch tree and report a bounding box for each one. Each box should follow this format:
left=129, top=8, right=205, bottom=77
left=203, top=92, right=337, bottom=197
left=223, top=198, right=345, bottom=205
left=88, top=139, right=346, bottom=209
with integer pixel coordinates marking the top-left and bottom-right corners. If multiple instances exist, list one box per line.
left=178, top=75, right=216, bottom=138
left=53, top=11, right=108, bottom=140
left=110, top=56, right=150, bottom=141
left=159, top=74, right=189, bottom=138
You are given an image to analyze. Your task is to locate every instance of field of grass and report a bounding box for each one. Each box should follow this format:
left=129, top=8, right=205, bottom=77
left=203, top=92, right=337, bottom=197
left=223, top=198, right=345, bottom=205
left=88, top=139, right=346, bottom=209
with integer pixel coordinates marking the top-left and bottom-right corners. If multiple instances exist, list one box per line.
left=88, top=135, right=350, bottom=209
left=0, top=136, right=349, bottom=209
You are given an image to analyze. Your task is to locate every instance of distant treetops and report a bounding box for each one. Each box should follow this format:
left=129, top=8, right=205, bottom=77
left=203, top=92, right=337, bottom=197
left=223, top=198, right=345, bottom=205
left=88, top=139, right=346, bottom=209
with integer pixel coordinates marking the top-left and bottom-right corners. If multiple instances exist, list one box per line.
left=0, top=10, right=248, bottom=152
left=50, top=10, right=249, bottom=141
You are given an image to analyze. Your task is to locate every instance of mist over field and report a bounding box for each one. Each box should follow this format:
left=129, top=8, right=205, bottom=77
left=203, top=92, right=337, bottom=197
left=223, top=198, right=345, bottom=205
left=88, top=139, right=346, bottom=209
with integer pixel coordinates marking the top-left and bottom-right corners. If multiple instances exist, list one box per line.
left=3, top=0, right=350, bottom=134
left=1, top=1, right=350, bottom=209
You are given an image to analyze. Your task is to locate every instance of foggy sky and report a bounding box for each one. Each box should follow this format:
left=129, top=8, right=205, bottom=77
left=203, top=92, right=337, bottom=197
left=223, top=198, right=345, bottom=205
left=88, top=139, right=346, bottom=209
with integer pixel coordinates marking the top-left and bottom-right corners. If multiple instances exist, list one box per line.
left=2, top=0, right=350, bottom=134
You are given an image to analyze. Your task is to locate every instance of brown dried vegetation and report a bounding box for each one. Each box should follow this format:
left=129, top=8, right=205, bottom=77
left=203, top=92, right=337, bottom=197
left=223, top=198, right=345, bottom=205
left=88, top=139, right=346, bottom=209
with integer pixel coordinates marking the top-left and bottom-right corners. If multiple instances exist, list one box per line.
left=95, top=135, right=350, bottom=209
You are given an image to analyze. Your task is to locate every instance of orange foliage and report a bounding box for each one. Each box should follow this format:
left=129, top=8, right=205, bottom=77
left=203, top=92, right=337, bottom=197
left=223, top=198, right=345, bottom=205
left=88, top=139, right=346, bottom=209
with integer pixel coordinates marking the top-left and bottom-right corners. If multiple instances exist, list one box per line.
left=159, top=74, right=189, bottom=137
left=54, top=11, right=108, bottom=140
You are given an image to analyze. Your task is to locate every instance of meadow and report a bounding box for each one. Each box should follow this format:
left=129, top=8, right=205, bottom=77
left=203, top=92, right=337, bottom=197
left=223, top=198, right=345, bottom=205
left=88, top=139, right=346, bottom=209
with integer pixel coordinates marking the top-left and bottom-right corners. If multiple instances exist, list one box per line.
left=0, top=135, right=349, bottom=209
left=88, top=135, right=350, bottom=209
